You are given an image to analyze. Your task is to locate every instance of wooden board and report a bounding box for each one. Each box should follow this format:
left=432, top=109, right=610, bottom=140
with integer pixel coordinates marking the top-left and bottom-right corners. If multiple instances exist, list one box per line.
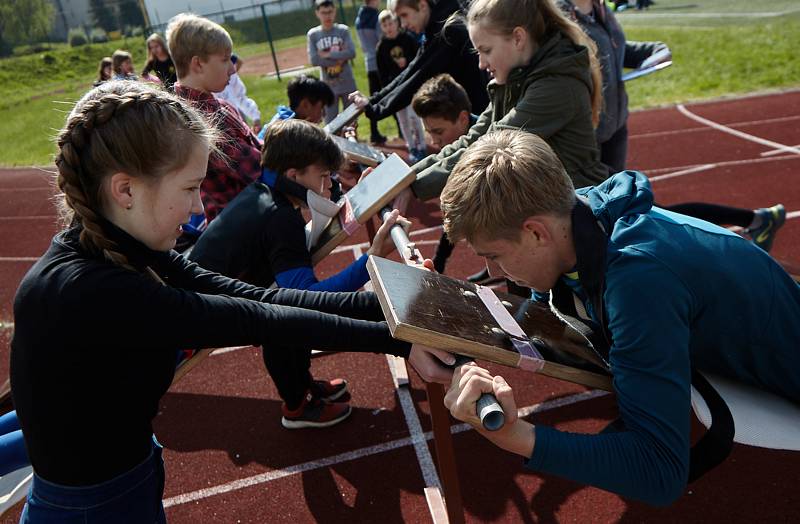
left=367, top=256, right=614, bottom=391
left=331, top=135, right=386, bottom=166
left=310, top=153, right=414, bottom=265
left=323, top=104, right=362, bottom=135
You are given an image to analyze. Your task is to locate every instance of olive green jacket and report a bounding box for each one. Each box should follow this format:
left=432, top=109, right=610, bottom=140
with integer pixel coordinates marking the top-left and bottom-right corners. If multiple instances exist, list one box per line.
left=411, top=31, right=608, bottom=201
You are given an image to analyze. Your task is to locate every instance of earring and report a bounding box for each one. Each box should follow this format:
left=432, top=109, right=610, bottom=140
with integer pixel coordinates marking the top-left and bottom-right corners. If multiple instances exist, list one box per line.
left=126, top=203, right=132, bottom=210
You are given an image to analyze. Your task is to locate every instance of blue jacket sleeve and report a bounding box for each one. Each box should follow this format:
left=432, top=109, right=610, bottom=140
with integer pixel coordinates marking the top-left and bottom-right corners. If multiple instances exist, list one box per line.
left=275, top=253, right=370, bottom=292
left=526, top=252, right=692, bottom=506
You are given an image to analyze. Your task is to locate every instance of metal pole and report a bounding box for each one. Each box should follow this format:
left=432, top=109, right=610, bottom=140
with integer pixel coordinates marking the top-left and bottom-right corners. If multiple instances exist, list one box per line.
left=260, top=4, right=282, bottom=81
left=337, top=0, right=346, bottom=24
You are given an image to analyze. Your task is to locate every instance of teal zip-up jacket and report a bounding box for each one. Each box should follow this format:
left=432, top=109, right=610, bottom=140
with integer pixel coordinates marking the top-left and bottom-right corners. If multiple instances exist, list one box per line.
left=527, top=171, right=800, bottom=506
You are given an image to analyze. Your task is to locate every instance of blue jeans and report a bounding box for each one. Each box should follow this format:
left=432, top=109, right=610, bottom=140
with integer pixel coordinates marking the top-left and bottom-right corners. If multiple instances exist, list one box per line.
left=20, top=436, right=166, bottom=523
left=0, top=410, right=29, bottom=476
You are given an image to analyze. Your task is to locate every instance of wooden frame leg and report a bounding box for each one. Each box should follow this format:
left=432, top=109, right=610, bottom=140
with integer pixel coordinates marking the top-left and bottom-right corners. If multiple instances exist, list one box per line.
left=426, top=382, right=465, bottom=524
left=424, top=486, right=450, bottom=524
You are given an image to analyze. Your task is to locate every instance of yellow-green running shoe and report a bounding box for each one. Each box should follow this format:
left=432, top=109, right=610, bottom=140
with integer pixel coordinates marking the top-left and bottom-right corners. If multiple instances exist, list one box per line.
left=745, top=204, right=786, bottom=252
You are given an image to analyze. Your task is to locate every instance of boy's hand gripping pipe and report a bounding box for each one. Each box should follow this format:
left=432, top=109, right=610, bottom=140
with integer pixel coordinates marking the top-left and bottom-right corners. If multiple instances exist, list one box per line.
left=378, top=206, right=506, bottom=431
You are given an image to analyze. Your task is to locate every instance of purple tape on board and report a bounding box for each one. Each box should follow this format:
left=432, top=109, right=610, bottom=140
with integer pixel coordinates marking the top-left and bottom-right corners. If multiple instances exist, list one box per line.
left=475, top=285, right=545, bottom=371
left=512, top=338, right=544, bottom=372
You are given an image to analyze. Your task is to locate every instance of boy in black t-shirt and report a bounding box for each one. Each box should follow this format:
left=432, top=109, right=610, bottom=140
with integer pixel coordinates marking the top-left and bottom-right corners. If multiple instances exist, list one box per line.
left=190, top=119, right=403, bottom=429
left=376, top=10, right=427, bottom=161
left=375, top=11, right=418, bottom=88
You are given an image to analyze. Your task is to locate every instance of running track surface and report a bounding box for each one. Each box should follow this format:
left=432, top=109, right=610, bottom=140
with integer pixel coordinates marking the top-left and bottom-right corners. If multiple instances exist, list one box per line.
left=0, top=91, right=798, bottom=522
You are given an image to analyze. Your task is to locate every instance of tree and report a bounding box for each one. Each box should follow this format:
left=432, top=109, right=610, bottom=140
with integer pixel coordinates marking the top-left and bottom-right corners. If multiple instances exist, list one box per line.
left=0, top=0, right=54, bottom=50
left=89, top=0, right=117, bottom=32
left=118, top=0, right=145, bottom=29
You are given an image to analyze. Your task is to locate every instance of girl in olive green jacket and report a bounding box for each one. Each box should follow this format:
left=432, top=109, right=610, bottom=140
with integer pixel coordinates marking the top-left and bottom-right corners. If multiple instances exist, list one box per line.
left=410, top=0, right=608, bottom=202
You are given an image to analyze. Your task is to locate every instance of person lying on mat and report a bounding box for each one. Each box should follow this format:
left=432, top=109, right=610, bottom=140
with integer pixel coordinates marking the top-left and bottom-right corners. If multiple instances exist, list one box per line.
left=437, top=129, right=800, bottom=506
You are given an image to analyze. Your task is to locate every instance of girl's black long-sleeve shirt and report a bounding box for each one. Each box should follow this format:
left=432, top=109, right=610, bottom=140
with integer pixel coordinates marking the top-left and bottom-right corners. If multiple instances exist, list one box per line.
left=10, top=221, right=409, bottom=486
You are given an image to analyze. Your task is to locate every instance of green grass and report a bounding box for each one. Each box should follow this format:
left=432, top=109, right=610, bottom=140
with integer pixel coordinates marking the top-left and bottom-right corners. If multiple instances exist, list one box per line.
left=624, top=15, right=800, bottom=107
left=1, top=5, right=799, bottom=166
left=616, top=0, right=800, bottom=27
left=243, top=29, right=400, bottom=142
left=0, top=87, right=84, bottom=166
left=0, top=37, right=147, bottom=110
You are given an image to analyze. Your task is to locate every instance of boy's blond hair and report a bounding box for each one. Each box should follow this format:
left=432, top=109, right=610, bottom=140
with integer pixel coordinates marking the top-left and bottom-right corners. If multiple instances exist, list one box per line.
left=441, top=130, right=576, bottom=243
left=166, top=13, right=233, bottom=78
left=378, top=9, right=396, bottom=23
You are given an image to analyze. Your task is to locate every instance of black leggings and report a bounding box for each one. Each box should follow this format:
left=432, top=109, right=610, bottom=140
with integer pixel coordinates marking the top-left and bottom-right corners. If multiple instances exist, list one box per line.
left=600, top=124, right=629, bottom=174
left=662, top=203, right=754, bottom=228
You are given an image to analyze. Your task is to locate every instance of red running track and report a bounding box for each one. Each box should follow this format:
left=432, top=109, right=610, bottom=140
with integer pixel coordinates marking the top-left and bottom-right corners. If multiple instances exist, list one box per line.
left=0, top=90, right=799, bottom=522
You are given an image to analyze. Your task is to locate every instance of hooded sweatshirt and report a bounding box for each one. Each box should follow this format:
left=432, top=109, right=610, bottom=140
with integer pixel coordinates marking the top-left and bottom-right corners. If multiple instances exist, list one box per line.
left=412, top=30, right=608, bottom=201
left=366, top=0, right=489, bottom=121
left=527, top=171, right=800, bottom=506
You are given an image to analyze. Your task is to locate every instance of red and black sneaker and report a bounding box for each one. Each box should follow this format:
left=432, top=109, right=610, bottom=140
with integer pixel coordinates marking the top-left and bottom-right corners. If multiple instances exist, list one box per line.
left=281, top=390, right=352, bottom=429
left=310, top=377, right=350, bottom=403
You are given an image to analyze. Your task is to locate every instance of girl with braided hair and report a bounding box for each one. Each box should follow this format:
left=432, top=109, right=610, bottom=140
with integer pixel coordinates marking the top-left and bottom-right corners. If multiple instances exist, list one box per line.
left=10, top=80, right=452, bottom=522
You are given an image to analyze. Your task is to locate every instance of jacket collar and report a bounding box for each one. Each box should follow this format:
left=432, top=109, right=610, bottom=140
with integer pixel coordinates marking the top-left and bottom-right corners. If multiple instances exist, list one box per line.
left=174, top=83, right=219, bottom=109
left=550, top=196, right=613, bottom=358
left=65, top=216, right=172, bottom=272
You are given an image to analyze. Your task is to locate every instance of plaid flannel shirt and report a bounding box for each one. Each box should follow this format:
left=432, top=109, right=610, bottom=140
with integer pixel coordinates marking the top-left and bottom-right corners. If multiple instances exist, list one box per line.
left=175, top=83, right=262, bottom=222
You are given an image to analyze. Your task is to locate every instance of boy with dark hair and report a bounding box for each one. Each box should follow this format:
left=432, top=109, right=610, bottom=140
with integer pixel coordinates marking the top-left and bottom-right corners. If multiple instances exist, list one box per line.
left=308, top=0, right=358, bottom=124
left=288, top=74, right=335, bottom=119
left=440, top=129, right=800, bottom=506
left=256, top=74, right=335, bottom=142
left=411, top=73, right=474, bottom=150
left=190, top=119, right=405, bottom=428
left=355, top=0, right=387, bottom=144
left=410, top=73, right=477, bottom=274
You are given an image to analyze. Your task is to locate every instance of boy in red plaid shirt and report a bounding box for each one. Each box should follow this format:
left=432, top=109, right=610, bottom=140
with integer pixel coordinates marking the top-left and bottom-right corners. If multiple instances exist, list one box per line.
left=168, top=13, right=262, bottom=224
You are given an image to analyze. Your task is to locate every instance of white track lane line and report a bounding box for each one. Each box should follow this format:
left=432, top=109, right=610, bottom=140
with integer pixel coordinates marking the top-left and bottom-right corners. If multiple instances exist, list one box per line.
left=629, top=115, right=800, bottom=141
left=763, top=144, right=800, bottom=157
left=677, top=104, right=800, bottom=156
left=356, top=243, right=442, bottom=489
left=645, top=153, right=799, bottom=180
left=163, top=390, right=608, bottom=508
left=649, top=164, right=716, bottom=182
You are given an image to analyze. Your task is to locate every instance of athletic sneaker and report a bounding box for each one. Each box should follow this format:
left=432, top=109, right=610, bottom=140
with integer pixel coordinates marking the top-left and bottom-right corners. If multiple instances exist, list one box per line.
left=745, top=204, right=786, bottom=252
left=310, top=377, right=350, bottom=403
left=281, top=390, right=352, bottom=429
